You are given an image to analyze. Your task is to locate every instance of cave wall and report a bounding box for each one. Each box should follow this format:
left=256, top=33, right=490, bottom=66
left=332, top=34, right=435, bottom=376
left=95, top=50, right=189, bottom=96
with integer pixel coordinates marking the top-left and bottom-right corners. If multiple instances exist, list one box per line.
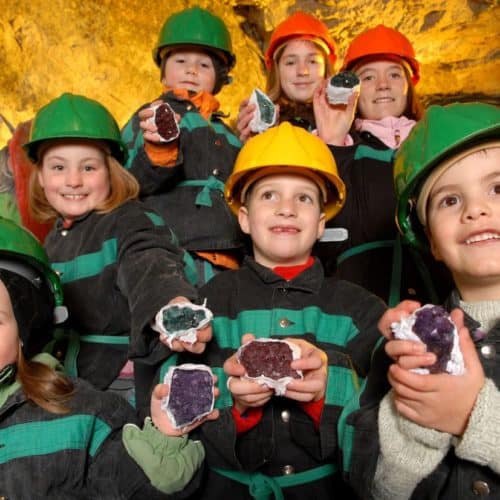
left=1, top=0, right=499, bottom=147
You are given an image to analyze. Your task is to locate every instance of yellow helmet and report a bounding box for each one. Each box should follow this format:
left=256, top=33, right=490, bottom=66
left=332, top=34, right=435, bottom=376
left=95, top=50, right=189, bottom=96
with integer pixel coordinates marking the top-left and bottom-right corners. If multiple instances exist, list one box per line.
left=225, top=123, right=346, bottom=221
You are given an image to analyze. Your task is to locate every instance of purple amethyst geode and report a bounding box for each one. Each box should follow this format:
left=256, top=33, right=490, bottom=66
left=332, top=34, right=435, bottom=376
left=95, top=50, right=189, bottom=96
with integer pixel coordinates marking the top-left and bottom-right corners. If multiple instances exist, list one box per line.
left=162, top=364, right=214, bottom=428
left=391, top=304, right=464, bottom=375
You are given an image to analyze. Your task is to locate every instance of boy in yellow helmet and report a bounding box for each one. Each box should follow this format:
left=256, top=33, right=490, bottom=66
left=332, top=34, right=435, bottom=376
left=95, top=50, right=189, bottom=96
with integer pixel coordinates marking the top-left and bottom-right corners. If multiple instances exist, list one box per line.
left=169, top=122, right=387, bottom=499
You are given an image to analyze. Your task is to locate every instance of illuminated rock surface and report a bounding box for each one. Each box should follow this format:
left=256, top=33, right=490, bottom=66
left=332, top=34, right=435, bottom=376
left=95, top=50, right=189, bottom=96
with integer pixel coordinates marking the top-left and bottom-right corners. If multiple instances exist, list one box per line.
left=1, top=0, right=499, bottom=147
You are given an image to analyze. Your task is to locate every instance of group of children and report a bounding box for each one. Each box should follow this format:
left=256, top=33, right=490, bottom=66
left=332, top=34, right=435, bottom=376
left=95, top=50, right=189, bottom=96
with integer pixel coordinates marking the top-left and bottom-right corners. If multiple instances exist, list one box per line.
left=1, top=5, right=498, bottom=499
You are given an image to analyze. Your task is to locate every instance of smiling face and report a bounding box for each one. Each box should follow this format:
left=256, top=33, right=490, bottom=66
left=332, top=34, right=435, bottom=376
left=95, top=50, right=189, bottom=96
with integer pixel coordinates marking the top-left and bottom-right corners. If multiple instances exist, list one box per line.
left=426, top=148, right=500, bottom=300
left=238, top=173, right=325, bottom=268
left=277, top=39, right=326, bottom=103
left=0, top=280, right=19, bottom=371
left=162, top=48, right=216, bottom=93
left=355, top=60, right=409, bottom=120
left=38, top=142, right=111, bottom=223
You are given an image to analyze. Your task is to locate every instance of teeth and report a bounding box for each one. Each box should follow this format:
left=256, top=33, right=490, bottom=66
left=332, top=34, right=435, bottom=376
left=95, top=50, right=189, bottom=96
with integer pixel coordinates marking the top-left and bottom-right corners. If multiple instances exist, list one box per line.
left=465, top=232, right=500, bottom=244
left=63, top=194, right=85, bottom=200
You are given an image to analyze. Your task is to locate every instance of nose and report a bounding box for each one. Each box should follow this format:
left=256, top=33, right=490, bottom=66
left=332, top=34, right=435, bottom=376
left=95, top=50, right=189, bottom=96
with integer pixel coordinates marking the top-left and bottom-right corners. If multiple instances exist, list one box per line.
left=275, top=197, right=297, bottom=217
left=462, top=198, right=491, bottom=222
left=376, top=74, right=389, bottom=90
left=65, top=168, right=83, bottom=188
left=185, top=62, right=197, bottom=75
left=297, top=61, right=309, bottom=76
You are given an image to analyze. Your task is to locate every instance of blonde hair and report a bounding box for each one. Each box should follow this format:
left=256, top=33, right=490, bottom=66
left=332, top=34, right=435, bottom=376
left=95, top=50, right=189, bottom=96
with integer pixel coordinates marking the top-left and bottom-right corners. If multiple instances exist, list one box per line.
left=29, top=143, right=139, bottom=223
left=17, top=347, right=75, bottom=414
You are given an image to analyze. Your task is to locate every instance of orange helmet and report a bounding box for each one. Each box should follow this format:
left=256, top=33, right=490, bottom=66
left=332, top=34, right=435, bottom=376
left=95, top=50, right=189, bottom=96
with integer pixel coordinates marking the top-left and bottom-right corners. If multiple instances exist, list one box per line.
left=264, top=12, right=337, bottom=70
left=342, top=25, right=420, bottom=84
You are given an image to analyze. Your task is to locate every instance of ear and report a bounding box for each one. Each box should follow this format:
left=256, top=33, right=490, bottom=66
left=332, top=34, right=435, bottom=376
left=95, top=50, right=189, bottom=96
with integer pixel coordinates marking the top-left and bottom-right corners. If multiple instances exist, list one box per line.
left=238, top=206, right=251, bottom=235
left=316, top=212, right=326, bottom=240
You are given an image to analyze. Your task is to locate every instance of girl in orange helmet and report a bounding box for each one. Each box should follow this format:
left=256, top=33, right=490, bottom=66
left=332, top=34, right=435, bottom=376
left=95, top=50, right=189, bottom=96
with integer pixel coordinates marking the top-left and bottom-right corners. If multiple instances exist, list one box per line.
left=314, top=25, right=452, bottom=308
left=237, top=11, right=337, bottom=141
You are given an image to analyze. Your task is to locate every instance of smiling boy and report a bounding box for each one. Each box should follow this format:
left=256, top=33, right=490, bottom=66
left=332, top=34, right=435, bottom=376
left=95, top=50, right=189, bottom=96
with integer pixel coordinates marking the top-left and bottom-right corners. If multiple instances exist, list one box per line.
left=175, top=122, right=388, bottom=499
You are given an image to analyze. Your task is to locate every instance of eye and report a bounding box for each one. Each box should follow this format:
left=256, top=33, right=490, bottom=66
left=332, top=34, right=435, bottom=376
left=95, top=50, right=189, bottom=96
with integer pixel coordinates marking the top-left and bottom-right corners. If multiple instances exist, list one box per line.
left=360, top=74, right=374, bottom=82
left=200, top=61, right=211, bottom=69
left=261, top=190, right=277, bottom=201
left=438, top=194, right=460, bottom=208
left=83, top=164, right=96, bottom=172
left=490, top=183, right=500, bottom=195
left=390, top=71, right=402, bottom=79
left=51, top=163, right=64, bottom=171
left=298, top=193, right=314, bottom=204
left=174, top=57, right=185, bottom=64
left=284, top=59, right=296, bottom=66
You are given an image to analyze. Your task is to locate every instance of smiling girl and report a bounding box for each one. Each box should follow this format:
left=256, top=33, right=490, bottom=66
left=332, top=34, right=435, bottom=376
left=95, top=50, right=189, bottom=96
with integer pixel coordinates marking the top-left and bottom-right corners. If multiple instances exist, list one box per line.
left=315, top=25, right=452, bottom=307
left=237, top=11, right=337, bottom=140
left=27, top=93, right=208, bottom=415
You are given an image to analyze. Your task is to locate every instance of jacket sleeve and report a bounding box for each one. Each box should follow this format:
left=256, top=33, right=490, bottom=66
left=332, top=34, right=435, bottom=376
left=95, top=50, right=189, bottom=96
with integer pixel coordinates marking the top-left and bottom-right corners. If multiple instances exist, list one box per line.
left=453, top=378, right=500, bottom=473
left=372, top=393, right=452, bottom=500
left=121, top=104, right=183, bottom=196
left=114, top=205, right=197, bottom=363
left=123, top=417, right=205, bottom=495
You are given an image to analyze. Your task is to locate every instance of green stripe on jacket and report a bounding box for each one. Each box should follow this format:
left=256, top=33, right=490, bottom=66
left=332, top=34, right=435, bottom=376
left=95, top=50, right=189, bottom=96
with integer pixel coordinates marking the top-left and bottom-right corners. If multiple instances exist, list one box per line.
left=52, top=238, right=117, bottom=283
left=354, top=145, right=395, bottom=163
left=211, top=308, right=362, bottom=409
left=0, top=414, right=111, bottom=463
left=212, top=308, right=360, bottom=348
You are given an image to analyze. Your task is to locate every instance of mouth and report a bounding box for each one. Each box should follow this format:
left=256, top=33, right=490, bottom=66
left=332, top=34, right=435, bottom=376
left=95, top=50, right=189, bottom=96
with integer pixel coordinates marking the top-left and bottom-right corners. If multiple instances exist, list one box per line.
left=271, top=226, right=300, bottom=234
left=465, top=231, right=500, bottom=245
left=373, top=97, right=395, bottom=103
left=62, top=194, right=87, bottom=200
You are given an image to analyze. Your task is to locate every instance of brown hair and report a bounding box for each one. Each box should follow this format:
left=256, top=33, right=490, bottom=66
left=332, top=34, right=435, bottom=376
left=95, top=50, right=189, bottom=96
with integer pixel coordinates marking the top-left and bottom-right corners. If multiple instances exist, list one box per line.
left=17, top=347, right=75, bottom=414
left=29, top=144, right=139, bottom=223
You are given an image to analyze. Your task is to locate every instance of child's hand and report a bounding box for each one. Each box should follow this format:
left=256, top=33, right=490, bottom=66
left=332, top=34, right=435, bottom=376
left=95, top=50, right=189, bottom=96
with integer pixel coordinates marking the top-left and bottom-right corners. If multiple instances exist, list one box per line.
left=139, top=100, right=180, bottom=143
left=284, top=338, right=328, bottom=403
left=378, top=300, right=422, bottom=339
left=236, top=99, right=257, bottom=143
left=313, top=80, right=358, bottom=146
left=224, top=333, right=273, bottom=413
left=150, top=379, right=220, bottom=436
left=158, top=297, right=213, bottom=354
left=388, top=311, right=485, bottom=436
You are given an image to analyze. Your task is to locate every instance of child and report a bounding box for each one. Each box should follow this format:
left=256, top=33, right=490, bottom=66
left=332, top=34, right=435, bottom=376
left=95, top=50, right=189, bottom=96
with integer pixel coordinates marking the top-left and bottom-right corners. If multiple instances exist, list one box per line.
left=26, top=92, right=206, bottom=414
left=0, top=216, right=218, bottom=498
left=237, top=11, right=337, bottom=141
left=313, top=25, right=452, bottom=306
left=170, top=122, right=387, bottom=499
left=121, top=6, right=244, bottom=287
left=341, top=102, right=500, bottom=499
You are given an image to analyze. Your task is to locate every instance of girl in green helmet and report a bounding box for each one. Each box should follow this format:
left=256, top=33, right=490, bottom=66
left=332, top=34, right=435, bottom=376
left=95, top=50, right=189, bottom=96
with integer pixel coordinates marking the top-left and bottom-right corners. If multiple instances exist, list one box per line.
left=26, top=93, right=213, bottom=416
left=121, top=6, right=245, bottom=288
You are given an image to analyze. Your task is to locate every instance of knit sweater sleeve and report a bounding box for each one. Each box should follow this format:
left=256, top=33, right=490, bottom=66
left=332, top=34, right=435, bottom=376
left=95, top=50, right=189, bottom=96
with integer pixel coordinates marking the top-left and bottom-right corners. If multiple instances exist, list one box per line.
left=372, top=392, right=452, bottom=500
left=453, top=378, right=500, bottom=472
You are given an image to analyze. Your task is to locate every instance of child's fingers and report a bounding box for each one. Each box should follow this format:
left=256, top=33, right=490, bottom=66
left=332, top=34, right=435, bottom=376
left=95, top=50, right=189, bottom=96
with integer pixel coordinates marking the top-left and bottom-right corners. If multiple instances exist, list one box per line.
left=385, top=339, right=427, bottom=358
left=377, top=301, right=421, bottom=338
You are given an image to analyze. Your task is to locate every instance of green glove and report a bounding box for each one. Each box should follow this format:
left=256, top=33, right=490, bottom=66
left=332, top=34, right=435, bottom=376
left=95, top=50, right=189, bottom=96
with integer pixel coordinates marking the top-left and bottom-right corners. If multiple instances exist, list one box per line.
left=123, top=417, right=205, bottom=494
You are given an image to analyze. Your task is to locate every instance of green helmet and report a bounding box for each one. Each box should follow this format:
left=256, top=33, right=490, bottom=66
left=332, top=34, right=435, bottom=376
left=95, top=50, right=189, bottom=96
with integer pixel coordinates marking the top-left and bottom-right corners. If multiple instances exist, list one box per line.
left=394, top=102, right=500, bottom=249
left=152, top=7, right=235, bottom=69
left=0, top=217, right=67, bottom=324
left=24, top=93, right=127, bottom=164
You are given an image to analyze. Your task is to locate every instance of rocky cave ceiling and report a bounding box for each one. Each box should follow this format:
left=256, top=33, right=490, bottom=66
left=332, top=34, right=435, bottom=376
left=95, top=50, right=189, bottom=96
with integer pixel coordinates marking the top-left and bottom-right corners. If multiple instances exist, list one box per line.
left=1, top=0, right=499, bottom=147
